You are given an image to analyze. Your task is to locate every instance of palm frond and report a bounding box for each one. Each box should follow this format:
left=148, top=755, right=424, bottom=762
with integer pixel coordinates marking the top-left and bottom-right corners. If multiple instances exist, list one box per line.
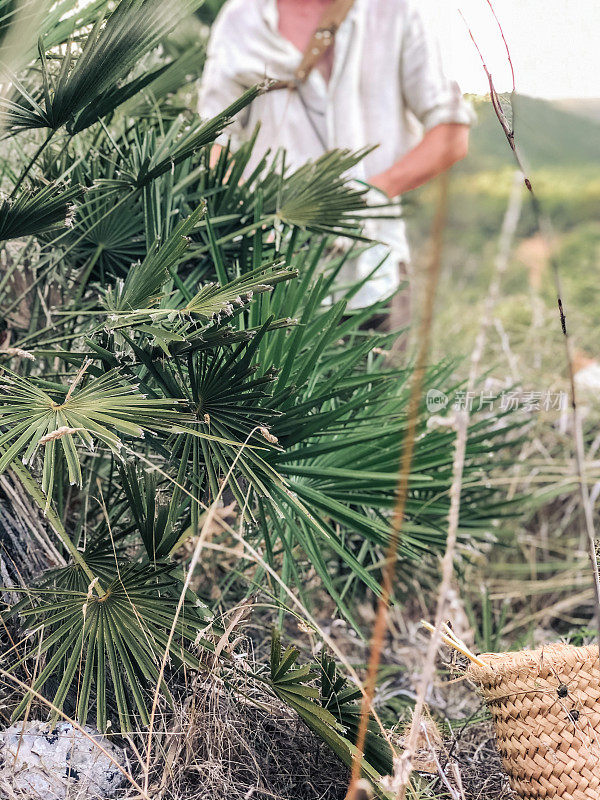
left=193, top=144, right=384, bottom=260
left=26, top=1, right=111, bottom=55
left=164, top=322, right=283, bottom=525
left=269, top=630, right=393, bottom=798
left=6, top=564, right=211, bottom=731
left=104, top=203, right=205, bottom=311
left=0, top=182, right=81, bottom=240
left=0, top=367, right=186, bottom=506
left=181, top=264, right=297, bottom=320
left=269, top=149, right=372, bottom=236
left=0, top=0, right=203, bottom=134
left=122, top=46, right=205, bottom=119
left=127, top=85, right=263, bottom=188
left=119, top=462, right=183, bottom=559
left=69, top=61, right=173, bottom=135
left=319, top=652, right=393, bottom=777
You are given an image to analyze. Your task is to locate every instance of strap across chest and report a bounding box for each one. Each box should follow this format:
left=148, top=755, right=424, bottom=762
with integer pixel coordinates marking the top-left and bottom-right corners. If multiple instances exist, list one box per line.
left=269, top=0, right=356, bottom=91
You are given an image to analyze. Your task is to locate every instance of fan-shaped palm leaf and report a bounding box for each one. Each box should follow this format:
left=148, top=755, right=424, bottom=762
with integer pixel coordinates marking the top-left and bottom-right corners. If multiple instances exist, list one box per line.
left=104, top=203, right=205, bottom=312
left=165, top=324, right=283, bottom=524
left=68, top=194, right=145, bottom=286
left=6, top=564, right=212, bottom=731
left=269, top=148, right=373, bottom=236
left=0, top=182, right=81, bottom=241
left=189, top=145, right=381, bottom=264
left=118, top=85, right=263, bottom=189
left=0, top=367, right=186, bottom=506
left=0, top=0, right=203, bottom=135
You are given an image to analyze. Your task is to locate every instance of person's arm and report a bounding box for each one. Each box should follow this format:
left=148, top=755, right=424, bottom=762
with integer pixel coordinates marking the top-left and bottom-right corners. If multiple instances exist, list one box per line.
left=368, top=122, right=469, bottom=198
left=369, top=2, right=474, bottom=198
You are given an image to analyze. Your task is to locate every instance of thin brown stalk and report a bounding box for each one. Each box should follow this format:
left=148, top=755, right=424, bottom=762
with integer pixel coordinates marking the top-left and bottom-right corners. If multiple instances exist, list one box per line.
left=483, top=0, right=515, bottom=93
left=346, top=172, right=449, bottom=799
left=64, top=358, right=91, bottom=403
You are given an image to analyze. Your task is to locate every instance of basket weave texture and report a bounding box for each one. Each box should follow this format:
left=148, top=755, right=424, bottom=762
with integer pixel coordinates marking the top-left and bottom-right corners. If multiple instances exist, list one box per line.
left=467, top=643, right=600, bottom=799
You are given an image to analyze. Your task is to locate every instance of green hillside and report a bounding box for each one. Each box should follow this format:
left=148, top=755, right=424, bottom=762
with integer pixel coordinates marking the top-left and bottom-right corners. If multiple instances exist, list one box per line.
left=553, top=98, right=600, bottom=123
left=463, top=94, right=600, bottom=172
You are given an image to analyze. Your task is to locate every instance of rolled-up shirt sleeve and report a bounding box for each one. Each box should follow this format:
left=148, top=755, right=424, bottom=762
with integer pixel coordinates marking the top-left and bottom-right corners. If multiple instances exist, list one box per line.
left=400, top=2, right=475, bottom=131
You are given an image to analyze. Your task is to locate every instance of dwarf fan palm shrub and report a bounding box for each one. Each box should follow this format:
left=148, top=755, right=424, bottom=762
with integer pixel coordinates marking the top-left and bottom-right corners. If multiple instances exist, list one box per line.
left=0, top=0, right=520, bottom=785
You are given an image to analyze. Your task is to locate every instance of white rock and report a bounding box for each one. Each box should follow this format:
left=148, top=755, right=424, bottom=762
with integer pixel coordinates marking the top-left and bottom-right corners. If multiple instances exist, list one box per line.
left=0, top=721, right=126, bottom=799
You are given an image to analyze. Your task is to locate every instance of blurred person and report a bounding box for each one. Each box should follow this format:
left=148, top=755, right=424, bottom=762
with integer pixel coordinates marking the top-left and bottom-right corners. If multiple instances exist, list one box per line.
left=198, top=0, right=474, bottom=321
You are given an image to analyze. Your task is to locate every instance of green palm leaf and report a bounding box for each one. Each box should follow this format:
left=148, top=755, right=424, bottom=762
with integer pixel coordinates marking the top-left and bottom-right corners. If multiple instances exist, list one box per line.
left=0, top=183, right=82, bottom=241
left=6, top=564, right=212, bottom=731
left=181, top=264, right=297, bottom=320
left=319, top=652, right=393, bottom=777
left=11, top=1, right=111, bottom=60
left=125, top=85, right=263, bottom=188
left=119, top=462, right=183, bottom=559
left=165, top=323, right=284, bottom=524
left=195, top=145, right=379, bottom=257
left=0, top=367, right=186, bottom=506
left=270, top=149, right=372, bottom=236
left=105, top=203, right=205, bottom=312
left=69, top=61, right=172, bottom=135
left=0, top=0, right=204, bottom=134
left=269, top=631, right=393, bottom=799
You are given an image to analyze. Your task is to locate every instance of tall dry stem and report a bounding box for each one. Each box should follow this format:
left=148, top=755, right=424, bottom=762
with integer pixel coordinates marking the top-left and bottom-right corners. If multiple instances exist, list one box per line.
left=346, top=171, right=448, bottom=799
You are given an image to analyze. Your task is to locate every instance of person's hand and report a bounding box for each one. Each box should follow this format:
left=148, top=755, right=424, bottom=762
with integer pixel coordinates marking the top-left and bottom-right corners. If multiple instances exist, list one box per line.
left=367, top=170, right=397, bottom=199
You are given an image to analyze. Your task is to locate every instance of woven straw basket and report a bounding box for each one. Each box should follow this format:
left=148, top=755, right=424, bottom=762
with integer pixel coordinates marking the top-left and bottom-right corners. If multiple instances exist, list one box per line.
left=467, top=643, right=600, bottom=800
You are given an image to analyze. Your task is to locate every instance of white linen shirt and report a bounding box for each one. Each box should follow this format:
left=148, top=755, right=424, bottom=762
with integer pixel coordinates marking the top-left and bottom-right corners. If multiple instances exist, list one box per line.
left=198, top=0, right=474, bottom=306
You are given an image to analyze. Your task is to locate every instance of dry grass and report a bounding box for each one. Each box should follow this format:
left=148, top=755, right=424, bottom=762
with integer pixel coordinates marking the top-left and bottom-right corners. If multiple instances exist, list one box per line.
left=435, top=721, right=516, bottom=800
left=124, top=674, right=349, bottom=800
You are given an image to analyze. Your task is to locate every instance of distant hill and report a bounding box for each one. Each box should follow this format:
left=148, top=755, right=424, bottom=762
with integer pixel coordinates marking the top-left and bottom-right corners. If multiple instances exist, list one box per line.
left=552, top=98, right=600, bottom=123
left=462, top=94, right=600, bottom=173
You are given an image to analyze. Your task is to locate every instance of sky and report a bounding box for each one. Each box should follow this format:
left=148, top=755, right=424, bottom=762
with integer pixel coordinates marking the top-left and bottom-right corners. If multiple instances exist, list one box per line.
left=424, top=0, right=600, bottom=100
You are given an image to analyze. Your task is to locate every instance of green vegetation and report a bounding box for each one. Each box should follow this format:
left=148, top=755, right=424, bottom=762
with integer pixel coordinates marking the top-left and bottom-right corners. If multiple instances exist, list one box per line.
left=410, top=94, right=600, bottom=358
left=0, top=3, right=523, bottom=796
left=0, top=3, right=596, bottom=798
left=409, top=92, right=600, bottom=661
